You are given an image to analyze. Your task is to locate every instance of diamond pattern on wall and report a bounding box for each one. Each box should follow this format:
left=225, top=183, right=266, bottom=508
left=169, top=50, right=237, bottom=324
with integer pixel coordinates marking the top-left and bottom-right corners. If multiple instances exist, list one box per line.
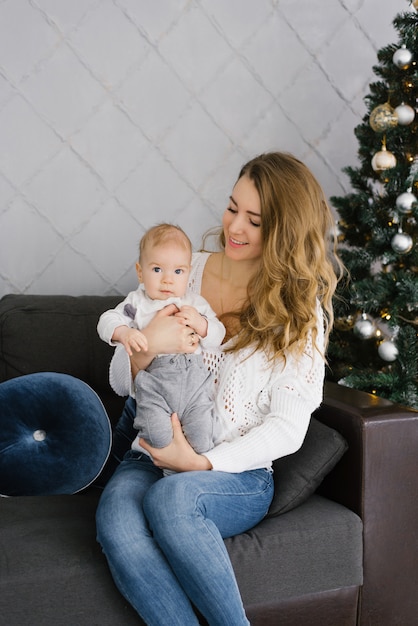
left=0, top=0, right=403, bottom=297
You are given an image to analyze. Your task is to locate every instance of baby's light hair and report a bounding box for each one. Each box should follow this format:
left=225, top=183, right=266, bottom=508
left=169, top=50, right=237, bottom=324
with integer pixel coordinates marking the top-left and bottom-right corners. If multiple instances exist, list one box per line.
left=139, top=223, right=192, bottom=262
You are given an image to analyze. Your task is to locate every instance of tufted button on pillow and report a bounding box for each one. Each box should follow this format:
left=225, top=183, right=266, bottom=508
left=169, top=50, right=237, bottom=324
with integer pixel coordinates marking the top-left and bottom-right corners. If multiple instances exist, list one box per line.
left=0, top=372, right=111, bottom=496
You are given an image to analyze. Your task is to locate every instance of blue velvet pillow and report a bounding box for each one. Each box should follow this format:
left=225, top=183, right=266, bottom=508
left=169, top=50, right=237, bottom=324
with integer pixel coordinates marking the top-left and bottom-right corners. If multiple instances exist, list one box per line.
left=0, top=373, right=111, bottom=496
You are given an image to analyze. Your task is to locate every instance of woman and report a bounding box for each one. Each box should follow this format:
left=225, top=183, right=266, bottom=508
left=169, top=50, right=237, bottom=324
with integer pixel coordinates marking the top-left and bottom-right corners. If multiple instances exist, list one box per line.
left=96, top=152, right=341, bottom=625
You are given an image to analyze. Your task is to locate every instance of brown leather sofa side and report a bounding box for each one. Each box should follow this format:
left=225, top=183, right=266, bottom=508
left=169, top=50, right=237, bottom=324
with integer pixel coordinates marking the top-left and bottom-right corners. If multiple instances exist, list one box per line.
left=317, top=382, right=418, bottom=626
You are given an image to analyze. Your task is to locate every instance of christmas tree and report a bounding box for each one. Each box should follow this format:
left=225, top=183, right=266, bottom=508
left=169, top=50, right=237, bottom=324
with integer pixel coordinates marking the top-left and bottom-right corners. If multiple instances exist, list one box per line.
left=327, top=3, right=418, bottom=409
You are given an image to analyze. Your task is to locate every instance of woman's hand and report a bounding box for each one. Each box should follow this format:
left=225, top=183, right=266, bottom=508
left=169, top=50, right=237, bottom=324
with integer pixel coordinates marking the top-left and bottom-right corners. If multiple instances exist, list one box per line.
left=139, top=414, right=212, bottom=473
left=130, top=304, right=199, bottom=377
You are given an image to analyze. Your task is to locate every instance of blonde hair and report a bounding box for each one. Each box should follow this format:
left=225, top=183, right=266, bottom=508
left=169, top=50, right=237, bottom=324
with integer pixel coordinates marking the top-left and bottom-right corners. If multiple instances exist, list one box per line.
left=213, top=152, right=343, bottom=360
left=139, top=223, right=192, bottom=262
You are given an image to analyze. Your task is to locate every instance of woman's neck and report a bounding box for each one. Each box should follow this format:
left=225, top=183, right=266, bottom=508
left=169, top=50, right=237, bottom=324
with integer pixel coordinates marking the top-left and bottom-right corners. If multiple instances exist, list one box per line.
left=220, top=252, right=259, bottom=290
left=201, top=252, right=258, bottom=323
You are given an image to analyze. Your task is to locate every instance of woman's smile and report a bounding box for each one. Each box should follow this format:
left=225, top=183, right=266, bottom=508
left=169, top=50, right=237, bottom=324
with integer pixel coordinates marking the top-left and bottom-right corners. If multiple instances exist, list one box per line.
left=228, top=237, right=248, bottom=248
left=222, top=175, right=262, bottom=262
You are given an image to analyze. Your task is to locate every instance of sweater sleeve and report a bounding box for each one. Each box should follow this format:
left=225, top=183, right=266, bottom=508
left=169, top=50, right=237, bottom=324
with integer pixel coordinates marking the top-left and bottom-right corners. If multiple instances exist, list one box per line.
left=97, top=291, right=138, bottom=345
left=109, top=344, right=134, bottom=397
left=204, top=385, right=317, bottom=473
left=191, top=294, right=225, bottom=348
left=202, top=316, right=226, bottom=349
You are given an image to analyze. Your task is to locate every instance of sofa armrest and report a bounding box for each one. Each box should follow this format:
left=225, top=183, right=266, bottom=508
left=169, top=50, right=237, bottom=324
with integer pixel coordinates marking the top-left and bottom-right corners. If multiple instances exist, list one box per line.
left=315, top=381, right=418, bottom=626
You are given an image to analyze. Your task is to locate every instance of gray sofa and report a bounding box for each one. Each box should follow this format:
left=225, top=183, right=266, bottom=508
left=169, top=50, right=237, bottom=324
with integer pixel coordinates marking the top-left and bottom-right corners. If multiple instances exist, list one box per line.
left=0, top=294, right=417, bottom=626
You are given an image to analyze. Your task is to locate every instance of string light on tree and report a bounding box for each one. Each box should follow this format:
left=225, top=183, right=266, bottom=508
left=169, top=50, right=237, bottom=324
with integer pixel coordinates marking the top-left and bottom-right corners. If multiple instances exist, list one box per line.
left=334, top=314, right=355, bottom=331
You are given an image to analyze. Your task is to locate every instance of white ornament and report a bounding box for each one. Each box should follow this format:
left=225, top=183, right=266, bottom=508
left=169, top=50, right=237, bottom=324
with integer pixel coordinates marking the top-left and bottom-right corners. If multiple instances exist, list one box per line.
left=371, top=146, right=397, bottom=171
left=378, top=340, right=399, bottom=362
left=354, top=315, right=375, bottom=339
left=394, top=103, right=415, bottom=126
left=392, top=45, right=413, bottom=69
left=396, top=190, right=417, bottom=214
left=391, top=231, right=413, bottom=254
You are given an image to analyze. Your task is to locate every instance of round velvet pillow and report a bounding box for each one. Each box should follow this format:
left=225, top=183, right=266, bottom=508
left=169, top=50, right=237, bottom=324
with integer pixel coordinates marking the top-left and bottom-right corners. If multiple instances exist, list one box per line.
left=0, top=372, right=112, bottom=496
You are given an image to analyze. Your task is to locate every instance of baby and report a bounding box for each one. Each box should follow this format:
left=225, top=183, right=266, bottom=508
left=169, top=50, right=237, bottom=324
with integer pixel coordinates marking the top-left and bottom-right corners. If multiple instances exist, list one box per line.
left=97, top=223, right=225, bottom=468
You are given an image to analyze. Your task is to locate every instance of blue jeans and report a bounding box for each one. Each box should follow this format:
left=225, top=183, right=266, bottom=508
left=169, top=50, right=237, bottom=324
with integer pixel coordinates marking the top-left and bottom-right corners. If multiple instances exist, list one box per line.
left=96, top=429, right=274, bottom=625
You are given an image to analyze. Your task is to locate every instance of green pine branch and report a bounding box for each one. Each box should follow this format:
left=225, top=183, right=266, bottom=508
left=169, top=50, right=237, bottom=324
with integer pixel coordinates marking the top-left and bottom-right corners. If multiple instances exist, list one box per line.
left=327, top=4, right=418, bottom=409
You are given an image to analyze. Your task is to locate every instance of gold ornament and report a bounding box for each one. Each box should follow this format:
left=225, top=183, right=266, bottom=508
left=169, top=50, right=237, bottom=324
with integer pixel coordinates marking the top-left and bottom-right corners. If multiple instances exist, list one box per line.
left=371, top=141, right=397, bottom=172
left=369, top=103, right=397, bottom=132
left=334, top=315, right=355, bottom=331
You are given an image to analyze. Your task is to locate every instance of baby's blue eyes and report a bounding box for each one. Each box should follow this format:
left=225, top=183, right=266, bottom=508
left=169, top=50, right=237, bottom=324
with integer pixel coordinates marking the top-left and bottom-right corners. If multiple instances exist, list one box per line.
left=152, top=267, right=183, bottom=274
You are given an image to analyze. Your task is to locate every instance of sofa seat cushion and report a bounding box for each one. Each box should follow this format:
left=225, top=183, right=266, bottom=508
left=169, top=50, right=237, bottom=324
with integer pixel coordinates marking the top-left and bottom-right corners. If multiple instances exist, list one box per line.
left=0, top=372, right=111, bottom=496
left=226, top=494, right=363, bottom=606
left=0, top=491, right=142, bottom=626
left=0, top=492, right=362, bottom=625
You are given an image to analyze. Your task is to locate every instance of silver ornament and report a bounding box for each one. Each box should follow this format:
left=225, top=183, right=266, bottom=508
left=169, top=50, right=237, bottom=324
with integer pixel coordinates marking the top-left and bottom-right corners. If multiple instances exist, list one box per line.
left=392, top=45, right=413, bottom=69
left=396, top=190, right=417, bottom=214
left=353, top=316, right=375, bottom=339
left=378, top=340, right=399, bottom=362
left=391, top=231, right=413, bottom=254
left=394, top=103, right=415, bottom=125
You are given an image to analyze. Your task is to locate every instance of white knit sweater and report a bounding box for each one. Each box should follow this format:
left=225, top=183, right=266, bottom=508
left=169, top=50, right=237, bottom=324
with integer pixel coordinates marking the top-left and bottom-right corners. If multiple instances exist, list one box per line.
left=109, top=252, right=326, bottom=473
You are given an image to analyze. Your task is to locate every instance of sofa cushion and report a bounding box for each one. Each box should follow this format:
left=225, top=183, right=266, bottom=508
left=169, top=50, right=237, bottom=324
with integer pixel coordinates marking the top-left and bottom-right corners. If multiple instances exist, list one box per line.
left=267, top=418, right=348, bottom=516
left=0, top=372, right=111, bottom=496
left=0, top=294, right=126, bottom=423
left=0, top=491, right=142, bottom=626
left=227, top=494, right=363, bottom=604
left=0, top=492, right=362, bottom=625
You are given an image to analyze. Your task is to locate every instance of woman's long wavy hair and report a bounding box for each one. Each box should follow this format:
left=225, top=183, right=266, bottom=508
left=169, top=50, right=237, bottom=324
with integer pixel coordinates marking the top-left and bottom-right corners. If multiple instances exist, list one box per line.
left=211, top=152, right=343, bottom=360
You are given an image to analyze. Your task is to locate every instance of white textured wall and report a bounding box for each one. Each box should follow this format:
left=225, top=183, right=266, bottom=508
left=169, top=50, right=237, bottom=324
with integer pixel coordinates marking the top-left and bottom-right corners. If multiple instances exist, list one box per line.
left=0, top=0, right=403, bottom=296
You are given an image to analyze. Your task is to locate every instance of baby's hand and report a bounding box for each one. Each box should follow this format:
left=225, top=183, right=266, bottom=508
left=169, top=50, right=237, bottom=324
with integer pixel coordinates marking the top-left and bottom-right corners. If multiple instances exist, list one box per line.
left=112, top=325, right=148, bottom=356
left=176, top=306, right=208, bottom=338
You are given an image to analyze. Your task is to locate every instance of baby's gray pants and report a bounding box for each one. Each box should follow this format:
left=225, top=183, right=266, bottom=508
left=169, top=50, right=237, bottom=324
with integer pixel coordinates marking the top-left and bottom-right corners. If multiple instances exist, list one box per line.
left=134, top=353, right=218, bottom=454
